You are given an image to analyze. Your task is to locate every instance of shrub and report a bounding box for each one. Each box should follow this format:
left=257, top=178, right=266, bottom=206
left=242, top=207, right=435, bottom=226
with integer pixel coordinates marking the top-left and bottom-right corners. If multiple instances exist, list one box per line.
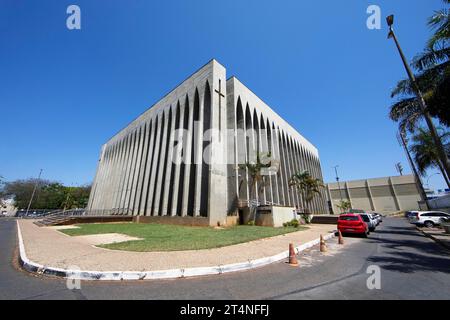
left=283, top=219, right=300, bottom=228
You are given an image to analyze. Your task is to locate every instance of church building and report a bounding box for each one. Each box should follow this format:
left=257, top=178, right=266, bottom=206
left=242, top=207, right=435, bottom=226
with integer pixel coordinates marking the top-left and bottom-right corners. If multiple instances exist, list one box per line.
left=87, top=60, right=327, bottom=226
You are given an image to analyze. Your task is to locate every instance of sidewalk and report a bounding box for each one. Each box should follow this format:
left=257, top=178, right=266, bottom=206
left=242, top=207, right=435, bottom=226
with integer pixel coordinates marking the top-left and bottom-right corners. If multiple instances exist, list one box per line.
left=418, top=227, right=450, bottom=251
left=17, top=220, right=336, bottom=279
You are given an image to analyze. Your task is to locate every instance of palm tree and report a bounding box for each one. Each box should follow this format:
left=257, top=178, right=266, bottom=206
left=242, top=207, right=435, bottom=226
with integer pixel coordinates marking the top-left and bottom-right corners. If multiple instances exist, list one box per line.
left=409, top=127, right=450, bottom=187
left=239, top=152, right=273, bottom=223
left=389, top=1, right=450, bottom=133
left=289, top=170, right=324, bottom=215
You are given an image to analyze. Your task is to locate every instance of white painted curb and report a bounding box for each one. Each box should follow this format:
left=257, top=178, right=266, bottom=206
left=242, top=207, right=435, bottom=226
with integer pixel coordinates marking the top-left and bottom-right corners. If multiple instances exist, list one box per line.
left=17, top=221, right=336, bottom=281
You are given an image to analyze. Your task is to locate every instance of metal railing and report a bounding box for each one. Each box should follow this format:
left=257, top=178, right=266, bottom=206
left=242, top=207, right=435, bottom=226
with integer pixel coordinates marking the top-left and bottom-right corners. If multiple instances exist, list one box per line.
left=17, top=208, right=86, bottom=219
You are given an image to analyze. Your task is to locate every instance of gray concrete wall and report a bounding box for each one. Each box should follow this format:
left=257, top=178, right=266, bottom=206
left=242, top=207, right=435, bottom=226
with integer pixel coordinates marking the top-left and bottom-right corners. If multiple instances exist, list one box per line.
left=87, top=60, right=228, bottom=226
left=226, top=77, right=328, bottom=215
left=326, top=175, right=422, bottom=214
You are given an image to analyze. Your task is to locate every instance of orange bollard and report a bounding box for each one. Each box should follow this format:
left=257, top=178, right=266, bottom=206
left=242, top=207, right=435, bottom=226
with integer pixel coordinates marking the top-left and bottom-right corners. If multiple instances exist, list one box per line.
left=288, top=243, right=299, bottom=266
left=338, top=230, right=344, bottom=245
left=320, top=234, right=327, bottom=252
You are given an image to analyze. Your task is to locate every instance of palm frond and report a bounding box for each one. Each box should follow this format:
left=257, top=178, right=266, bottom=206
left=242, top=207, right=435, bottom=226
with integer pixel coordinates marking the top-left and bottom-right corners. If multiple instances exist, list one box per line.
left=412, top=47, right=450, bottom=71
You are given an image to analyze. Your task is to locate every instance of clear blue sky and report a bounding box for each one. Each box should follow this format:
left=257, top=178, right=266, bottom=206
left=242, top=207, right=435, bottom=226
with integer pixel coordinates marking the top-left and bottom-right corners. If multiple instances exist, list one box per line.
left=0, top=0, right=447, bottom=192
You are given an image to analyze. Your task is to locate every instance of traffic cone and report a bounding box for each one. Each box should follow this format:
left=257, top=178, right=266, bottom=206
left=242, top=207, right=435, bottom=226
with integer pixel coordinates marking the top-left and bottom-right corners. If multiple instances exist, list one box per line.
left=338, top=230, right=344, bottom=245
left=320, top=234, right=327, bottom=252
left=288, top=243, right=298, bottom=266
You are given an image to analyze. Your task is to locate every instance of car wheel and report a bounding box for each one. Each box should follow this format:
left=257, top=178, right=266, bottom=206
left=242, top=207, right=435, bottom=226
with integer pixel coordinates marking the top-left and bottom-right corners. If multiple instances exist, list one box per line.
left=362, top=231, right=368, bottom=238
left=424, top=221, right=434, bottom=228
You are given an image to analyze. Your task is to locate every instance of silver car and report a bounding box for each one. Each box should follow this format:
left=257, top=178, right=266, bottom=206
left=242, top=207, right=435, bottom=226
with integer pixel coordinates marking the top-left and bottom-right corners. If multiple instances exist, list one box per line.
left=359, top=213, right=377, bottom=232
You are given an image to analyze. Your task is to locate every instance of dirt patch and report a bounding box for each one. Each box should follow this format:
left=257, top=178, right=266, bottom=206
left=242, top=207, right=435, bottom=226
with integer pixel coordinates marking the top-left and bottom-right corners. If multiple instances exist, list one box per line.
left=72, top=233, right=143, bottom=246
left=47, top=225, right=80, bottom=230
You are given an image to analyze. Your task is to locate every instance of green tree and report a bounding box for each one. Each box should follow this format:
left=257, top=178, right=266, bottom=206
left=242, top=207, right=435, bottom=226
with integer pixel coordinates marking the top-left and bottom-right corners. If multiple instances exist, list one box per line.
left=1, top=179, right=91, bottom=210
left=289, top=170, right=324, bottom=215
left=409, top=127, right=450, bottom=187
left=337, top=200, right=352, bottom=213
left=239, top=152, right=274, bottom=223
left=389, top=1, right=450, bottom=133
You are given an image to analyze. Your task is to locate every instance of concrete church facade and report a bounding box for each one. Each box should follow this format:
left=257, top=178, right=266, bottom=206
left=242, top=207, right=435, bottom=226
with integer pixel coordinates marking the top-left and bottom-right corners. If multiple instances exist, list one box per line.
left=87, top=60, right=327, bottom=226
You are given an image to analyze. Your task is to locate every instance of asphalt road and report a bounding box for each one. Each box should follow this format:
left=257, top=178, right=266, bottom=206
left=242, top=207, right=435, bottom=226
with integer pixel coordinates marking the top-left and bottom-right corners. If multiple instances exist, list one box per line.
left=1, top=217, right=449, bottom=300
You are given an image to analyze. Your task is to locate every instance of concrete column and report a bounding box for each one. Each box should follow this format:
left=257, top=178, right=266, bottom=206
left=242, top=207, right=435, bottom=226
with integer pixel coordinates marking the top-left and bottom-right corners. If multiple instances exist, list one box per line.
left=225, top=87, right=238, bottom=214
left=366, top=180, right=376, bottom=211
left=193, top=93, right=204, bottom=217
left=115, top=135, right=131, bottom=214
left=140, top=117, right=157, bottom=216
left=311, top=155, right=320, bottom=213
left=274, top=127, right=285, bottom=205
left=285, top=137, right=295, bottom=207
left=119, top=131, right=136, bottom=214
left=146, top=112, right=164, bottom=216
left=291, top=142, right=301, bottom=210
left=208, top=64, right=228, bottom=226
left=94, top=146, right=108, bottom=212
left=293, top=142, right=302, bottom=209
left=181, top=95, right=194, bottom=216
left=91, top=145, right=107, bottom=213
left=389, top=177, right=401, bottom=211
left=99, top=144, right=117, bottom=214
left=134, top=122, right=150, bottom=215
left=270, top=124, right=279, bottom=205
left=261, top=120, right=273, bottom=204
left=129, top=125, right=145, bottom=214
left=124, top=129, right=140, bottom=214
left=161, top=106, right=177, bottom=216
left=103, top=144, right=117, bottom=212
left=256, top=115, right=267, bottom=204
left=280, top=132, right=291, bottom=206
left=100, top=145, right=114, bottom=212
left=107, top=141, right=120, bottom=214
left=243, top=107, right=250, bottom=204
left=327, top=184, right=335, bottom=214
left=170, top=104, right=184, bottom=216
left=288, top=138, right=299, bottom=208
left=345, top=182, right=353, bottom=209
left=87, top=146, right=102, bottom=212
left=317, top=158, right=328, bottom=214
left=153, top=108, right=171, bottom=216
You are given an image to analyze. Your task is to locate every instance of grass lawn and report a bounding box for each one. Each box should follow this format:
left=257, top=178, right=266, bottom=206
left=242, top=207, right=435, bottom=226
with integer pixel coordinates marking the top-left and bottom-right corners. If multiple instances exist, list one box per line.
left=61, top=223, right=306, bottom=252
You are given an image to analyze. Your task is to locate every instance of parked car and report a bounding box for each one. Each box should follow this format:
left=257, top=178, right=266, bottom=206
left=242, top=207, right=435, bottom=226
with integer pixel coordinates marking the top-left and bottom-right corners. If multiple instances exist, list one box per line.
left=372, top=213, right=383, bottom=224
left=338, top=214, right=369, bottom=237
left=409, top=211, right=450, bottom=228
left=359, top=213, right=377, bottom=232
left=405, top=211, right=419, bottom=219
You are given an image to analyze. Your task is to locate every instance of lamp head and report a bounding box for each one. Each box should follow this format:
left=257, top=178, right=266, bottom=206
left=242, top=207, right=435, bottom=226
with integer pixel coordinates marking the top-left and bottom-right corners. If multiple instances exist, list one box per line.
left=386, top=15, right=394, bottom=27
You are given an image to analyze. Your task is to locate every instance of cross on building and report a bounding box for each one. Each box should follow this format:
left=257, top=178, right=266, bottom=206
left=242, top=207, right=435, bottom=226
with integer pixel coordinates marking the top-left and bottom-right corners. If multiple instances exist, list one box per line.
left=215, top=79, right=225, bottom=140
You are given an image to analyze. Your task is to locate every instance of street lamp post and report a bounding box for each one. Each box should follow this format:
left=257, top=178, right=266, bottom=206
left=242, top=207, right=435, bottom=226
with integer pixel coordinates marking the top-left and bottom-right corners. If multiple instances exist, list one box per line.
left=386, top=15, right=450, bottom=181
left=333, top=165, right=344, bottom=204
left=426, top=172, right=441, bottom=189
left=26, top=169, right=43, bottom=216
left=397, top=130, right=428, bottom=202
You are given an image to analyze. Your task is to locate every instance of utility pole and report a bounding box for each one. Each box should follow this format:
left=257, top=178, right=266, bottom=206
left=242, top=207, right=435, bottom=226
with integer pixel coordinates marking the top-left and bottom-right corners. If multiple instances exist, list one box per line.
left=395, top=162, right=403, bottom=176
left=333, top=165, right=344, bottom=204
left=26, top=169, right=43, bottom=216
left=387, top=15, right=450, bottom=181
left=397, top=131, right=428, bottom=203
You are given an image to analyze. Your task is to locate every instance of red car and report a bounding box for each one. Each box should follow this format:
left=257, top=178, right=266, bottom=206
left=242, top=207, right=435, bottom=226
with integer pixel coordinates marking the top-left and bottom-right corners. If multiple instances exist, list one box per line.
left=337, top=213, right=369, bottom=237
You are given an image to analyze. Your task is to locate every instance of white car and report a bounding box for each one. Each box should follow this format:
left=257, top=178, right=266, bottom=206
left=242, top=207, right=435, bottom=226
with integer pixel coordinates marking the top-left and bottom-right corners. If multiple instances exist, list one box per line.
left=409, top=211, right=450, bottom=228
left=359, top=213, right=377, bottom=232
